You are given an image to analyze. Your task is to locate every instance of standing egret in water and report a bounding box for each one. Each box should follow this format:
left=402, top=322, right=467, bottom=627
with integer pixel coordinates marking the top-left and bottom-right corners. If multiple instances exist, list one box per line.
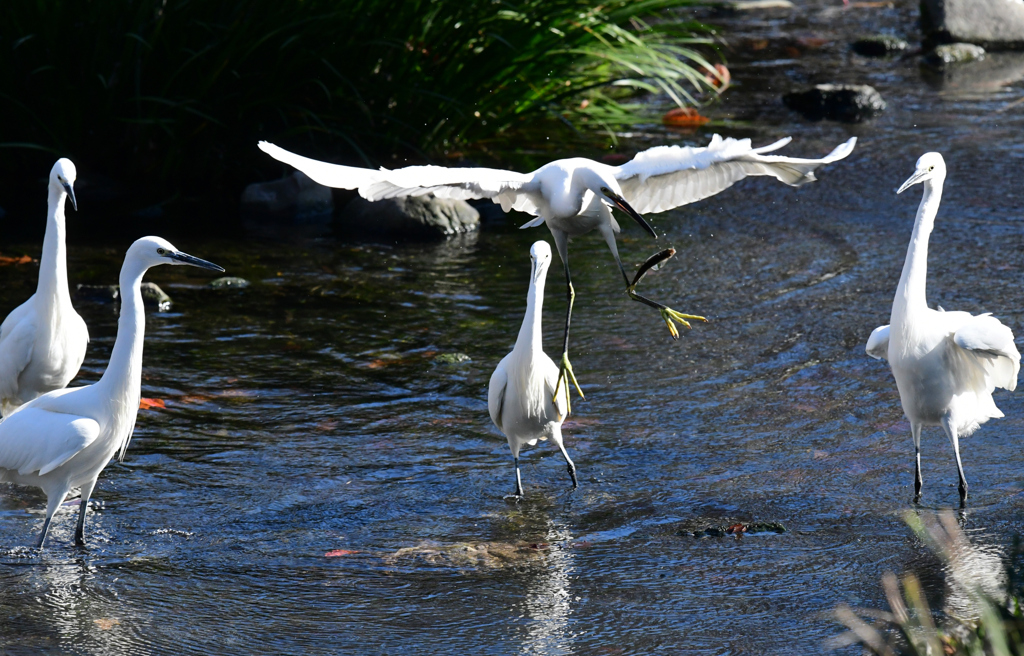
left=488, top=241, right=575, bottom=500
left=0, top=159, right=87, bottom=417
left=0, top=237, right=223, bottom=547
left=866, top=153, right=1019, bottom=505
left=260, top=135, right=856, bottom=404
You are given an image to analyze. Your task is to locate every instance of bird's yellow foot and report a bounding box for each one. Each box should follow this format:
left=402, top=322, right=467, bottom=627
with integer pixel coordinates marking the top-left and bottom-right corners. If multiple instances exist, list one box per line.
left=660, top=307, right=708, bottom=340
left=554, top=352, right=585, bottom=411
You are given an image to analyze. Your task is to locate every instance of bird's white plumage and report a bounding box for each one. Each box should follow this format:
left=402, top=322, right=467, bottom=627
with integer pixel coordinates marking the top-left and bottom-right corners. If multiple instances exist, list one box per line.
left=487, top=241, right=574, bottom=497
left=0, top=408, right=99, bottom=476
left=865, top=324, right=890, bottom=361
left=616, top=136, right=856, bottom=215
left=0, top=159, right=88, bottom=417
left=867, top=152, right=1019, bottom=502
left=259, top=134, right=855, bottom=226
left=0, top=236, right=224, bottom=547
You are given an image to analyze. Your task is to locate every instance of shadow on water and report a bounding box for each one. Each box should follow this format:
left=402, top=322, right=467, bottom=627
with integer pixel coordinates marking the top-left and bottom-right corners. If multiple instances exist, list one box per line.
left=4, top=0, right=1024, bottom=653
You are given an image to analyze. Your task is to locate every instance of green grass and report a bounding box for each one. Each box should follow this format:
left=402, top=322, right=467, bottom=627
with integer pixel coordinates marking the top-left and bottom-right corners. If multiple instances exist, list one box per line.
left=834, top=511, right=1024, bottom=656
left=0, top=0, right=721, bottom=198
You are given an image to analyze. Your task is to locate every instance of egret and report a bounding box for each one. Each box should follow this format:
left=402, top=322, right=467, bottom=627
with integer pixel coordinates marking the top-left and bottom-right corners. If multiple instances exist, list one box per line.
left=259, top=135, right=856, bottom=405
left=0, top=237, right=223, bottom=547
left=0, top=159, right=88, bottom=417
left=488, top=241, right=575, bottom=500
left=866, top=153, right=1019, bottom=505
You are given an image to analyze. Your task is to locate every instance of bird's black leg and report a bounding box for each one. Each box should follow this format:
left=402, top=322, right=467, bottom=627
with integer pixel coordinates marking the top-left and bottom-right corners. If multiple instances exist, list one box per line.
left=37, top=491, right=68, bottom=549
left=942, top=417, right=968, bottom=506
left=503, top=457, right=525, bottom=501
left=912, top=423, right=923, bottom=502
left=75, top=479, right=97, bottom=548
left=551, top=230, right=584, bottom=408
left=612, top=247, right=707, bottom=340
left=555, top=438, right=578, bottom=490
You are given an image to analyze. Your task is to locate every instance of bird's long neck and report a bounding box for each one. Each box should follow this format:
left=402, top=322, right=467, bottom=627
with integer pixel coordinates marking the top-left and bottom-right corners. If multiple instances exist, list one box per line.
left=893, top=177, right=943, bottom=323
left=515, top=263, right=546, bottom=359
left=36, top=185, right=70, bottom=304
left=96, top=260, right=147, bottom=411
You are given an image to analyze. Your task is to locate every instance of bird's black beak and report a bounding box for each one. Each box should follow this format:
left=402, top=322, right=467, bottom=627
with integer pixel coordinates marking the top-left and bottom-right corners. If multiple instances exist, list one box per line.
left=604, top=189, right=656, bottom=239
left=63, top=182, right=78, bottom=211
left=169, top=251, right=225, bottom=272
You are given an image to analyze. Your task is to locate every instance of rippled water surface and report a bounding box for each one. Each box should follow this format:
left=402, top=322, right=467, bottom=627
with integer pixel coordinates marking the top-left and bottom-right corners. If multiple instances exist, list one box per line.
left=4, top=1, right=1024, bottom=653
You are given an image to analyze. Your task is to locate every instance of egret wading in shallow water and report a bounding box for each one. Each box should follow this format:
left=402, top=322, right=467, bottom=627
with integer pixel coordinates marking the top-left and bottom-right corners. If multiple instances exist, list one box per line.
left=259, top=135, right=856, bottom=407
left=0, top=159, right=88, bottom=417
left=488, top=241, right=575, bottom=500
left=866, top=153, right=1019, bottom=505
left=0, top=237, right=223, bottom=547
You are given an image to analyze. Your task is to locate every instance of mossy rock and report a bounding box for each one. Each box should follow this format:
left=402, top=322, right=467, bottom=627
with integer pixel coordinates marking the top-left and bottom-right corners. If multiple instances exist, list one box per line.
left=433, top=353, right=471, bottom=365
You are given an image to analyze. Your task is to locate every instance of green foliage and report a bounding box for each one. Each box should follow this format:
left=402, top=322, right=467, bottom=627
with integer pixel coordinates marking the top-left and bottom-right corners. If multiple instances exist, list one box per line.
left=833, top=512, right=1024, bottom=656
left=0, top=0, right=720, bottom=194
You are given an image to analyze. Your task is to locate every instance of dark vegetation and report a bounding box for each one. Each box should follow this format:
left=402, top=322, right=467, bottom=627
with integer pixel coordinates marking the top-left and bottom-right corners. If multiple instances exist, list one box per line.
left=0, top=0, right=722, bottom=224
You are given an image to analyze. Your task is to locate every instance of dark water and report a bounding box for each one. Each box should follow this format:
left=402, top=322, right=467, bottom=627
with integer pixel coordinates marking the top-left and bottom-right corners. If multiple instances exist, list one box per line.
left=4, top=1, right=1024, bottom=653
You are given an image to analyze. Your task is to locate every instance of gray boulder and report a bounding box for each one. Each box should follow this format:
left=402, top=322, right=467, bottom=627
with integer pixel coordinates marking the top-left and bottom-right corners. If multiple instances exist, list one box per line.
left=241, top=170, right=333, bottom=219
left=922, top=0, right=1024, bottom=48
left=922, top=51, right=1024, bottom=94
left=337, top=195, right=479, bottom=241
left=784, top=84, right=886, bottom=123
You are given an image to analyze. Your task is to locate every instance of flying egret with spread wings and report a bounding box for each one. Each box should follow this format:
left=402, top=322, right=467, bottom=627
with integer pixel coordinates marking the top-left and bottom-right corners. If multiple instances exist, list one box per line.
left=866, top=153, right=1019, bottom=505
left=0, top=159, right=88, bottom=417
left=488, top=241, right=575, bottom=500
left=0, top=237, right=223, bottom=548
left=259, top=134, right=856, bottom=404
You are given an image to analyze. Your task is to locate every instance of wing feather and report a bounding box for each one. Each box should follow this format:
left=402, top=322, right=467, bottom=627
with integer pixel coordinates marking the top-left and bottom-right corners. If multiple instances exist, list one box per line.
left=616, top=135, right=857, bottom=215
left=488, top=360, right=509, bottom=433
left=954, top=314, right=1021, bottom=391
left=0, top=317, right=36, bottom=409
left=259, top=142, right=541, bottom=215
left=866, top=325, right=890, bottom=361
left=0, top=408, right=100, bottom=476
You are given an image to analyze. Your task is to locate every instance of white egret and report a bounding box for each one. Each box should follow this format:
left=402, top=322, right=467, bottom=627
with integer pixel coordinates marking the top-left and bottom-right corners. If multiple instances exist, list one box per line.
left=866, top=153, right=1019, bottom=505
left=488, top=241, right=575, bottom=499
left=0, top=159, right=88, bottom=417
left=259, top=135, right=856, bottom=403
left=0, top=237, right=224, bottom=547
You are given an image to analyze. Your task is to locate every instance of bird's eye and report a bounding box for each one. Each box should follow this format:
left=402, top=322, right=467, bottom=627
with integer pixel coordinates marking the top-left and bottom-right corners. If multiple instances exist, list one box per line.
left=929, top=166, right=934, bottom=171
left=156, top=248, right=166, bottom=255
left=600, top=187, right=611, bottom=194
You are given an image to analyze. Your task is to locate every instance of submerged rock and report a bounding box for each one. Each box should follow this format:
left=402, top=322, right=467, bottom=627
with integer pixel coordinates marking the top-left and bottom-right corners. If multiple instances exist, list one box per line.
left=784, top=84, right=886, bottom=123
left=76, top=282, right=172, bottom=311
left=76, top=284, right=119, bottom=303
left=433, top=353, right=471, bottom=365
left=141, top=283, right=172, bottom=311
left=208, top=276, right=250, bottom=290
left=922, top=0, right=1024, bottom=48
left=337, top=195, right=479, bottom=241
left=922, top=52, right=1024, bottom=94
left=670, top=518, right=787, bottom=537
left=723, top=0, right=794, bottom=9
left=927, top=42, right=986, bottom=65
left=851, top=35, right=909, bottom=57
left=385, top=540, right=549, bottom=570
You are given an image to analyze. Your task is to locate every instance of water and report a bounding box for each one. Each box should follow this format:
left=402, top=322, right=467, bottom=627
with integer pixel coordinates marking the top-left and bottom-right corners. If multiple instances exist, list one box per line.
left=4, top=1, right=1024, bottom=653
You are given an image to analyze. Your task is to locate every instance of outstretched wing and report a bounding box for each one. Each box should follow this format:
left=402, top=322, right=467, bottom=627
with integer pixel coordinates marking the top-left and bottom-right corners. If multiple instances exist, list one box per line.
left=0, top=317, right=36, bottom=408
left=488, top=362, right=509, bottom=434
left=866, top=325, right=890, bottom=361
left=259, top=142, right=539, bottom=215
left=0, top=407, right=100, bottom=476
left=954, top=314, right=1020, bottom=391
left=615, top=135, right=857, bottom=215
